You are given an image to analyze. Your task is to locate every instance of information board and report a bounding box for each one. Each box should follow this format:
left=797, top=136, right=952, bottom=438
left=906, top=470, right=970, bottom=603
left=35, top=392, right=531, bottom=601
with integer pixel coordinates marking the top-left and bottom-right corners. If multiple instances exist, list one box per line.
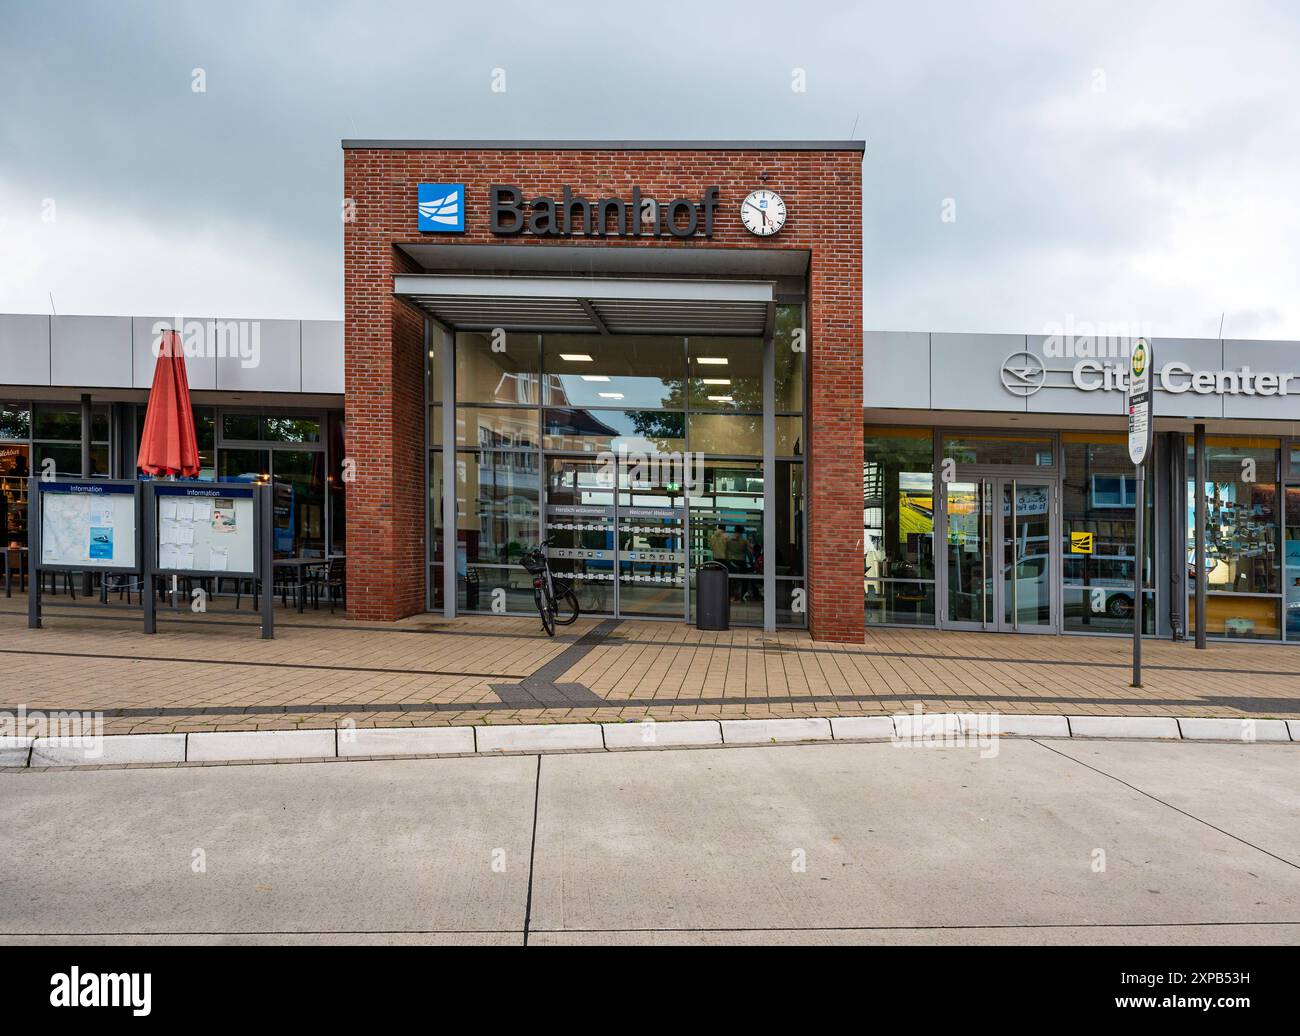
left=39, top=482, right=138, bottom=570
left=154, top=484, right=256, bottom=575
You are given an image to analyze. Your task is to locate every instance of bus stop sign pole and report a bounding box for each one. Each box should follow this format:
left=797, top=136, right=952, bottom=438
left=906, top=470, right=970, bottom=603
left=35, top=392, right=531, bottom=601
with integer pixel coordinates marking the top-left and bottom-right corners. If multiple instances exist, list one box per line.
left=1126, top=338, right=1154, bottom=688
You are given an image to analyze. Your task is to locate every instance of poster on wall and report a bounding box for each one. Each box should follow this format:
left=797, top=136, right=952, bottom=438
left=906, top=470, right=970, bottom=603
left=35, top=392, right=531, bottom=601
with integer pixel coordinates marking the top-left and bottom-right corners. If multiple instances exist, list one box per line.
left=154, top=484, right=256, bottom=575
left=39, top=482, right=138, bottom=570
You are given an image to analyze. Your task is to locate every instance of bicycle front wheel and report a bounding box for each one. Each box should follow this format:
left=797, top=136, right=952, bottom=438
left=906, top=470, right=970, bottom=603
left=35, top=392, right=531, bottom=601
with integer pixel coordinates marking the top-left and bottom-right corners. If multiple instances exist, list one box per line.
left=534, top=588, right=556, bottom=637
left=551, top=580, right=580, bottom=625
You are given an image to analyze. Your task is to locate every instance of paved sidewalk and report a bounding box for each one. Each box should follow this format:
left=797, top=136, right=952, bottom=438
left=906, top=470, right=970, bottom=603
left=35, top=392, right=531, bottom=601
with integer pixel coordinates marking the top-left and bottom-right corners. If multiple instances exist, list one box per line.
left=2, top=739, right=1298, bottom=944
left=3, top=596, right=1300, bottom=734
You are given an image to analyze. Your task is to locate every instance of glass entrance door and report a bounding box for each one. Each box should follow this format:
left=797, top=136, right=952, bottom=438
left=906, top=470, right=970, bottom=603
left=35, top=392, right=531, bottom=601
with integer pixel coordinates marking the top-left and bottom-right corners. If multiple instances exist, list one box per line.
left=943, top=477, right=1056, bottom=632
left=544, top=457, right=686, bottom=618
left=545, top=459, right=616, bottom=616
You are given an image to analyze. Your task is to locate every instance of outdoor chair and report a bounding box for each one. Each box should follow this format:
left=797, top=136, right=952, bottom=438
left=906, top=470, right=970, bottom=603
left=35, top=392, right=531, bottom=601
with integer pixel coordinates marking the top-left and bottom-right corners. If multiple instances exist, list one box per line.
left=317, top=557, right=345, bottom=612
left=232, top=576, right=261, bottom=610
left=45, top=570, right=77, bottom=598
left=102, top=573, right=139, bottom=604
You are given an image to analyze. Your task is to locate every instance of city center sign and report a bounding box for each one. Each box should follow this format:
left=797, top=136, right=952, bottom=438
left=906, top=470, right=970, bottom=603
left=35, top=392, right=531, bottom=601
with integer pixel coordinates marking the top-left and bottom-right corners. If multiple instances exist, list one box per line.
left=1074, top=360, right=1300, bottom=396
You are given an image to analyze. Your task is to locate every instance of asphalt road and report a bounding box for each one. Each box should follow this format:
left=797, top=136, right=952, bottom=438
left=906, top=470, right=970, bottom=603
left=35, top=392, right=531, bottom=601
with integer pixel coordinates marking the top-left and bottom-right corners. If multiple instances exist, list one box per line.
left=2, top=738, right=1298, bottom=945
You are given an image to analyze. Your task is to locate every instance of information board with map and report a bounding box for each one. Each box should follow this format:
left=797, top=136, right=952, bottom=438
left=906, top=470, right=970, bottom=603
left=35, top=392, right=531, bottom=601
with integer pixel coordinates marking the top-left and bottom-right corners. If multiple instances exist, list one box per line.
left=154, top=483, right=256, bottom=575
left=38, top=481, right=139, bottom=571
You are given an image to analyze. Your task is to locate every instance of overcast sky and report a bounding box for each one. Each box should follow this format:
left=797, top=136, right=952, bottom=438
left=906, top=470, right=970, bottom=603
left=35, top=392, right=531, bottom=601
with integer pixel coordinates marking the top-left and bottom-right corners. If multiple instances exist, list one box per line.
left=1, top=0, right=1298, bottom=339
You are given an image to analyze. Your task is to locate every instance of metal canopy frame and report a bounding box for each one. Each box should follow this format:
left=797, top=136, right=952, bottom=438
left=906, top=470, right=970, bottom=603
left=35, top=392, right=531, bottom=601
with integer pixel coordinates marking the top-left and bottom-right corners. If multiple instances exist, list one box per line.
left=394, top=275, right=775, bottom=337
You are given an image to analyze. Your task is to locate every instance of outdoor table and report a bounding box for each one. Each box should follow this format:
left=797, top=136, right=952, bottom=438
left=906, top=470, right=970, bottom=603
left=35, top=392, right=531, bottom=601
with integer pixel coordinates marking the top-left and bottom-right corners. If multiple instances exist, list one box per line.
left=3, top=546, right=28, bottom=598
left=273, top=557, right=329, bottom=613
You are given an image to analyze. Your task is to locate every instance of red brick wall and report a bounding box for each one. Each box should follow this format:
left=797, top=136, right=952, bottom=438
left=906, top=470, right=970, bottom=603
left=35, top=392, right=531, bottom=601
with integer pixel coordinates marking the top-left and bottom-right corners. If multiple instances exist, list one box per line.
left=343, top=145, right=864, bottom=641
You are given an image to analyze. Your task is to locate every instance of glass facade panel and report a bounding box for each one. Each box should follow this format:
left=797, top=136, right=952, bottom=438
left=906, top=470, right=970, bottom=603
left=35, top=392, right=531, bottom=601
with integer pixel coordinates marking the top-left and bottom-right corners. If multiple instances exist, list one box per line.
left=195, top=407, right=216, bottom=479
left=221, top=413, right=320, bottom=443
left=864, top=428, right=936, bottom=626
left=457, top=332, right=539, bottom=404
left=1187, top=437, right=1280, bottom=639
left=1188, top=594, right=1281, bottom=640
left=264, top=416, right=320, bottom=443
left=33, top=404, right=80, bottom=441
left=943, top=434, right=1053, bottom=467
left=457, top=406, right=539, bottom=449
left=219, top=448, right=271, bottom=483
left=429, top=318, right=808, bottom=625
left=222, top=412, right=261, bottom=441
left=689, top=461, right=763, bottom=583
left=687, top=337, right=763, bottom=411
left=543, top=334, right=683, bottom=409
left=773, top=460, right=804, bottom=578
left=775, top=416, right=803, bottom=457
left=1062, top=435, right=1153, bottom=634
left=328, top=411, right=346, bottom=555
left=686, top=413, right=762, bottom=456
left=773, top=579, right=807, bottom=628
left=0, top=404, right=31, bottom=441
left=429, top=450, right=445, bottom=610
left=1287, top=485, right=1300, bottom=638
left=33, top=443, right=81, bottom=476
left=1, top=444, right=31, bottom=551
left=544, top=408, right=684, bottom=453
left=429, top=404, right=443, bottom=446
left=456, top=449, right=541, bottom=613
left=773, top=304, right=805, bottom=412
left=865, top=578, right=936, bottom=626
left=272, top=450, right=326, bottom=557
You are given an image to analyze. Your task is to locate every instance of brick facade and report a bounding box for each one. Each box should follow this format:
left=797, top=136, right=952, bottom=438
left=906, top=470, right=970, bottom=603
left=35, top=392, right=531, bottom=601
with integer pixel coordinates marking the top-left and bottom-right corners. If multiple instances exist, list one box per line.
left=342, top=144, right=864, bottom=641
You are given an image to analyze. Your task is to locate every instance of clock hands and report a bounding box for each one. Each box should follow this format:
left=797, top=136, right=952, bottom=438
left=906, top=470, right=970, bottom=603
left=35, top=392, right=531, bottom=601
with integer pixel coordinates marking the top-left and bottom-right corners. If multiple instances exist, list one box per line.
left=743, top=192, right=783, bottom=234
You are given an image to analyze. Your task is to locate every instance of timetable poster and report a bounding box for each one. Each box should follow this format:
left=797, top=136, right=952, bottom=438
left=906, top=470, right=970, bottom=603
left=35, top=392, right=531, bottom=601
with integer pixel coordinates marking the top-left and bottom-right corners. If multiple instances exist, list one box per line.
left=156, top=486, right=256, bottom=575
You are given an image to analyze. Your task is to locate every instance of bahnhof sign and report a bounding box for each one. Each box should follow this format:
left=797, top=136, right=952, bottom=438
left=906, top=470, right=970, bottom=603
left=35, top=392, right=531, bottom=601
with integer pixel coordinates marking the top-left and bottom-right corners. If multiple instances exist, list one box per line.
left=2, top=140, right=1299, bottom=644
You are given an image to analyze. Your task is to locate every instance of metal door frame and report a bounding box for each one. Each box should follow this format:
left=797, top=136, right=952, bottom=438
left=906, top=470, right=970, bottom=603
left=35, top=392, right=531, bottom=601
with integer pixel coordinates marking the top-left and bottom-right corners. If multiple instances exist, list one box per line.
left=937, top=470, right=1061, bottom=634
left=542, top=456, right=688, bottom=620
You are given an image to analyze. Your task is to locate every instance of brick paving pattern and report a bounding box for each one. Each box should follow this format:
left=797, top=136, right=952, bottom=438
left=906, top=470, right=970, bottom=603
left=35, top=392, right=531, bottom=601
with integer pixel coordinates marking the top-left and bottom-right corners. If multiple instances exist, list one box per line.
left=3, top=597, right=1299, bottom=734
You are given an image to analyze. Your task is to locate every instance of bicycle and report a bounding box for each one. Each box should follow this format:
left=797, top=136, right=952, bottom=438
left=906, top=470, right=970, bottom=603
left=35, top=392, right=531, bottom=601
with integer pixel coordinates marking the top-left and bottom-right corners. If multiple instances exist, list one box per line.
left=520, top=537, right=580, bottom=636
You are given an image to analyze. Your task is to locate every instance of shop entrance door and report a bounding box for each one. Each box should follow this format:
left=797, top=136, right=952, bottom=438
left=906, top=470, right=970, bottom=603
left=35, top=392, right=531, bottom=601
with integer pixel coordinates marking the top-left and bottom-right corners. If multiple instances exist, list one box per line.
left=543, top=457, right=686, bottom=619
left=942, top=477, right=1057, bottom=633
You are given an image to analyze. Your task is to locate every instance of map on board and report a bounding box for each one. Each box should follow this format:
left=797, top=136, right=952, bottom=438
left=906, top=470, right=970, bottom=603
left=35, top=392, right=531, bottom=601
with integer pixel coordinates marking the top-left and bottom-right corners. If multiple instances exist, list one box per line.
left=40, top=485, right=137, bottom=569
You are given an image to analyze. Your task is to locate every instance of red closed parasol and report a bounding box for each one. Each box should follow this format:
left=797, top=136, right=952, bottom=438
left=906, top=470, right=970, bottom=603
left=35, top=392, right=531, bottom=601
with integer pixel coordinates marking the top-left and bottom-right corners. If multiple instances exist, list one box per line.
left=136, top=328, right=200, bottom=478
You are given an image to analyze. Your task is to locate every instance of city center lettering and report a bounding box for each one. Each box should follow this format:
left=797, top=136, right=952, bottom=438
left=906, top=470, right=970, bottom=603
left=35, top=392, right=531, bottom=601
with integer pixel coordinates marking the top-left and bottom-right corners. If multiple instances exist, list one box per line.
left=1074, top=360, right=1300, bottom=395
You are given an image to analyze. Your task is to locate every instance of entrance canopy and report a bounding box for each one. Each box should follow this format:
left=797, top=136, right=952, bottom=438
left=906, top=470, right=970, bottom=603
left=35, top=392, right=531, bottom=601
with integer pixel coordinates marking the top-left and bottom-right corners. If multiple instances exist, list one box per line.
left=393, top=273, right=775, bottom=337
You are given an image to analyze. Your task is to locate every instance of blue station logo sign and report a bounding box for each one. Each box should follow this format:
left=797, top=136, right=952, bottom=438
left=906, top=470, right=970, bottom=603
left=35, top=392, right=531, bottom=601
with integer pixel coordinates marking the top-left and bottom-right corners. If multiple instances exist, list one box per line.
left=417, top=183, right=465, bottom=232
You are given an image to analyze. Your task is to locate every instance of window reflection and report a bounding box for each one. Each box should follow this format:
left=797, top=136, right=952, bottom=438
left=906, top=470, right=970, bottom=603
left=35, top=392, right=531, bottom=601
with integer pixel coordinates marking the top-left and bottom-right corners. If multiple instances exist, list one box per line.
left=543, top=335, right=684, bottom=409
left=1187, top=437, right=1280, bottom=639
left=864, top=428, right=936, bottom=626
left=456, top=332, right=539, bottom=404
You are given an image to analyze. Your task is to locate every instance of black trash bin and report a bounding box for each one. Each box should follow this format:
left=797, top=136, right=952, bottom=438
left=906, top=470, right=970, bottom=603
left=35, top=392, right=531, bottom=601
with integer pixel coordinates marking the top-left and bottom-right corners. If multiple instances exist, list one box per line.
left=695, top=561, right=730, bottom=631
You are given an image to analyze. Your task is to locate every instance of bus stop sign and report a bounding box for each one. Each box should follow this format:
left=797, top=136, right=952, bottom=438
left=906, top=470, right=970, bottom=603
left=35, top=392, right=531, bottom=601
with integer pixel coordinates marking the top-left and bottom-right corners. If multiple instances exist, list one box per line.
left=1126, top=337, right=1153, bottom=465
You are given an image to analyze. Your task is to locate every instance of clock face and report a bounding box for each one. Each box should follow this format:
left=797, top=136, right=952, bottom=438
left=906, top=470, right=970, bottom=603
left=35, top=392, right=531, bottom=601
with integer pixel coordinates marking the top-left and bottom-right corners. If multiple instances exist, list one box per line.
left=740, top=189, right=786, bottom=236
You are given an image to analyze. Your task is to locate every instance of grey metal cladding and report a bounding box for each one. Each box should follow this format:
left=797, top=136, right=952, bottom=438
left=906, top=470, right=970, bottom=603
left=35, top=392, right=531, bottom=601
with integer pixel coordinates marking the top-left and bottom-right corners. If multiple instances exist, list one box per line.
left=930, top=333, right=1028, bottom=412
left=0, top=314, right=51, bottom=385
left=863, top=331, right=930, bottom=409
